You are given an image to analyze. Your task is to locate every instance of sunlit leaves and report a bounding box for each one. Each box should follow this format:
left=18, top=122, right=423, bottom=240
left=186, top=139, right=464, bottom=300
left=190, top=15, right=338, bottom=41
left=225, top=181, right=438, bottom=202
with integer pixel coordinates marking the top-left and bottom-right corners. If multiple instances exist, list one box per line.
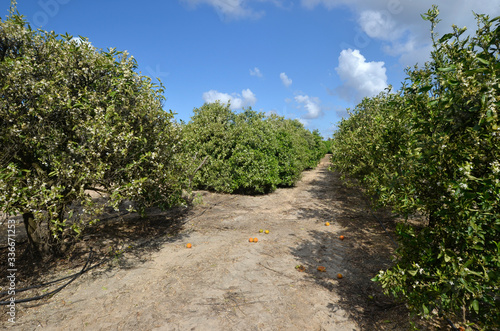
left=0, top=10, right=186, bottom=255
left=181, top=102, right=325, bottom=194
left=330, top=8, right=499, bottom=329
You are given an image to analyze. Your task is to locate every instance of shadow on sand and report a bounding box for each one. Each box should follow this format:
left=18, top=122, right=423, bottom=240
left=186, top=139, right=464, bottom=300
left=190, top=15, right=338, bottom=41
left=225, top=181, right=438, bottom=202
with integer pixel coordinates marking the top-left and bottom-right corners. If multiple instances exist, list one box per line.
left=290, top=161, right=419, bottom=330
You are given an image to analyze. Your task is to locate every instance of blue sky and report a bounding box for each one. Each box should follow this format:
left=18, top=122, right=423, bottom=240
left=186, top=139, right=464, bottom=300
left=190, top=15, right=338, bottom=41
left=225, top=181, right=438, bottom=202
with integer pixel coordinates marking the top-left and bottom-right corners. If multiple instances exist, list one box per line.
left=9, top=0, right=500, bottom=138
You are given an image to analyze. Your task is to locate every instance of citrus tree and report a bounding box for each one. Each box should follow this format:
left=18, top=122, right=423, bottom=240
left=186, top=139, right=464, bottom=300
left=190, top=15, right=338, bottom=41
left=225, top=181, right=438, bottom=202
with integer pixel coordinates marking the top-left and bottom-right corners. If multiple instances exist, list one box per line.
left=331, top=7, right=499, bottom=329
left=182, top=101, right=325, bottom=194
left=0, top=4, right=186, bottom=257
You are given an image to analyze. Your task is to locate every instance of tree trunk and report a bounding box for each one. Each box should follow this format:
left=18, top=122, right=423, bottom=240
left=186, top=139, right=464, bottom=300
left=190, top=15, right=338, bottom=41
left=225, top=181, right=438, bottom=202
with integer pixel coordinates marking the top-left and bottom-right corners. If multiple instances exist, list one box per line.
left=22, top=212, right=42, bottom=258
left=428, top=210, right=438, bottom=228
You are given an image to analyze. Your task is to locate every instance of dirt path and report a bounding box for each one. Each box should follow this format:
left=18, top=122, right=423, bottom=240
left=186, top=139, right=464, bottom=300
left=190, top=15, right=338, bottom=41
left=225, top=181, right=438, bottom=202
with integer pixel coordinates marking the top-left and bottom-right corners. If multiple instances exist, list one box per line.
left=3, top=156, right=418, bottom=330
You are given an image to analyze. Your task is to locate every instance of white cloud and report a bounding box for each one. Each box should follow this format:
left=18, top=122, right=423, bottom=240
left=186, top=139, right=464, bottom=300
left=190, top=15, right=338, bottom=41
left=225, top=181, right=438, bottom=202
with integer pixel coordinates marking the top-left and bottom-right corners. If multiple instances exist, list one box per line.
left=280, top=72, right=292, bottom=87
left=297, top=118, right=309, bottom=126
left=301, top=1, right=500, bottom=67
left=334, top=48, right=387, bottom=102
left=295, top=94, right=322, bottom=119
left=249, top=67, right=263, bottom=77
left=358, top=10, right=403, bottom=41
left=70, top=37, right=84, bottom=44
left=383, top=37, right=433, bottom=68
left=241, top=88, right=257, bottom=105
left=181, top=0, right=266, bottom=20
left=202, top=88, right=257, bottom=109
left=70, top=37, right=93, bottom=48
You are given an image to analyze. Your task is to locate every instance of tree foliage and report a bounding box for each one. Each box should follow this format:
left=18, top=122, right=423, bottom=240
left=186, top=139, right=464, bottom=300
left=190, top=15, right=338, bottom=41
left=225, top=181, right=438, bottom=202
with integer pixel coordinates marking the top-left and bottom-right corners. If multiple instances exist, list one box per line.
left=182, top=101, right=325, bottom=194
left=0, top=7, right=186, bottom=256
left=330, top=7, right=499, bottom=329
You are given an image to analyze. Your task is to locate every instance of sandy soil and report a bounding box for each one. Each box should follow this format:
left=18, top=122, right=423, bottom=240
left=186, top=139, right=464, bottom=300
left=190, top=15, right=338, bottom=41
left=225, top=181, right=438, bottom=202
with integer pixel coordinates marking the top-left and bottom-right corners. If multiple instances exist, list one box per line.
left=1, top=155, right=434, bottom=330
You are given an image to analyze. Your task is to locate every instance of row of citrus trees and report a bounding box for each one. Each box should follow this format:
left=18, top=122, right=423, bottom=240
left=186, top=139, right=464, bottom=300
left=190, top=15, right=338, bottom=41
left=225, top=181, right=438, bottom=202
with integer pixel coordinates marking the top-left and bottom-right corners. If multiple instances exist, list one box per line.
left=183, top=102, right=325, bottom=194
left=0, top=4, right=326, bottom=258
left=330, top=7, right=499, bottom=329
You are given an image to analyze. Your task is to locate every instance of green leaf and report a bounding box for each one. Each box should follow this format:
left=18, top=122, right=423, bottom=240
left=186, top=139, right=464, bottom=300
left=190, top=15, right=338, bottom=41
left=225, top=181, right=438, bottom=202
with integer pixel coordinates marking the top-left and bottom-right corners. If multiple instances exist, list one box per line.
left=490, top=15, right=500, bottom=23
left=418, top=85, right=433, bottom=93
left=438, top=66, right=456, bottom=72
left=465, top=68, right=488, bottom=74
left=439, top=33, right=454, bottom=43
left=476, top=57, right=490, bottom=65
left=408, top=269, right=418, bottom=276
left=427, top=100, right=439, bottom=107
left=472, top=299, right=479, bottom=313
left=422, top=304, right=429, bottom=315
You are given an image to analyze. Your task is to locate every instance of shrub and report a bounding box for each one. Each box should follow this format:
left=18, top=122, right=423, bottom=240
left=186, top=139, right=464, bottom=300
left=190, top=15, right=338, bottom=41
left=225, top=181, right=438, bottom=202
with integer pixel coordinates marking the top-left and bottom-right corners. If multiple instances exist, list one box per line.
left=0, top=5, right=186, bottom=257
left=330, top=6, right=500, bottom=329
left=182, top=102, right=325, bottom=194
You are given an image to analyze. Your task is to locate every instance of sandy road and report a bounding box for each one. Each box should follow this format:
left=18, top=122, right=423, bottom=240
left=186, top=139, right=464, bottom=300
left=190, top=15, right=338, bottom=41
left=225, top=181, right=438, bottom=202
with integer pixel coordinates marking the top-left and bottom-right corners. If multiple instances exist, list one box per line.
left=4, top=156, right=416, bottom=330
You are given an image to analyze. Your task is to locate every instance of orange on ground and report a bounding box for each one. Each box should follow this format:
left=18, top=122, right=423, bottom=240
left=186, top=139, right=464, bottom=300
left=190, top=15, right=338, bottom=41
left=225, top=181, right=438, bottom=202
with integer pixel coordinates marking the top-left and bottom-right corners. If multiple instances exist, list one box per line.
left=186, top=243, right=192, bottom=248
left=254, top=237, right=258, bottom=242
left=249, top=238, right=254, bottom=242
left=295, top=265, right=306, bottom=272
left=339, top=235, right=345, bottom=240
left=325, top=222, right=330, bottom=226
left=317, top=266, right=326, bottom=272
left=337, top=273, right=343, bottom=279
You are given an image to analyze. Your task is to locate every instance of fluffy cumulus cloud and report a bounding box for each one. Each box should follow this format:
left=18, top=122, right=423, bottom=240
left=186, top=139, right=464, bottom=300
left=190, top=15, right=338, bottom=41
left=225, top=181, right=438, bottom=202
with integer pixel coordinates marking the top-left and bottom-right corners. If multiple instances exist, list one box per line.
left=202, top=88, right=257, bottom=109
left=280, top=72, right=292, bottom=87
left=295, top=95, right=322, bottom=119
left=334, top=48, right=387, bottom=102
left=249, top=67, right=263, bottom=77
left=301, top=0, right=500, bottom=66
left=358, top=9, right=402, bottom=41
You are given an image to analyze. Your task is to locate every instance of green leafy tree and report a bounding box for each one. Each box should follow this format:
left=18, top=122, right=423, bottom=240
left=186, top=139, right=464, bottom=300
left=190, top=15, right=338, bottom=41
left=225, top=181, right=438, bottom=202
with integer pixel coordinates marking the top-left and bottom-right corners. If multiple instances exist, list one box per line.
left=0, top=3, right=186, bottom=257
left=228, top=109, right=281, bottom=193
left=181, top=101, right=238, bottom=192
left=331, top=6, right=499, bottom=329
left=271, top=116, right=318, bottom=185
left=182, top=102, right=325, bottom=194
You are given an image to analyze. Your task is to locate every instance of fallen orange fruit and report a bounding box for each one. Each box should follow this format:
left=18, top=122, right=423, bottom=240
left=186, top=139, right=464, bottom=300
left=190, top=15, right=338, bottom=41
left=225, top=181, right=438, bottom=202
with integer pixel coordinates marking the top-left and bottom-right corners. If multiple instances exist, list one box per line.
left=325, top=222, right=330, bottom=226
left=337, top=273, right=343, bottom=279
left=254, top=237, right=258, bottom=242
left=249, top=238, right=254, bottom=242
left=295, top=265, right=306, bottom=272
left=317, top=266, right=326, bottom=272
left=186, top=243, right=192, bottom=248
left=339, top=235, right=345, bottom=240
